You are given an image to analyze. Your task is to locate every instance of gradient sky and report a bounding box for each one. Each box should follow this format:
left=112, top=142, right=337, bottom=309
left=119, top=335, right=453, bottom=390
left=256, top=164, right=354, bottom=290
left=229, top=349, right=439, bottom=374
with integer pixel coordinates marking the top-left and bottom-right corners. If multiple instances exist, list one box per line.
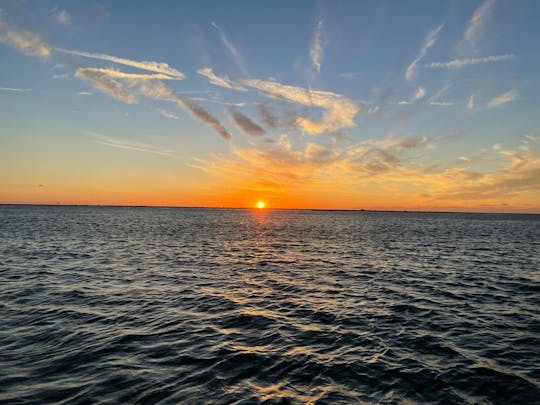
left=1, top=0, right=539, bottom=212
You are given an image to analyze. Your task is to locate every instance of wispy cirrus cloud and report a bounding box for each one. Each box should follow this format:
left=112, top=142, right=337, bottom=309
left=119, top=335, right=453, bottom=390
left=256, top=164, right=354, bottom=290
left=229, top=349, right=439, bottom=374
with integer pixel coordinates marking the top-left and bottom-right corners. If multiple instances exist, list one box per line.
left=338, top=72, right=359, bottom=79
left=211, top=21, right=246, bottom=75
left=467, top=95, right=475, bottom=111
left=240, top=78, right=360, bottom=135
left=135, top=80, right=232, bottom=140
left=310, top=20, right=326, bottom=73
left=466, top=90, right=517, bottom=112
left=0, top=11, right=51, bottom=57
left=87, top=132, right=177, bottom=157
left=197, top=67, right=246, bottom=90
left=429, top=101, right=455, bottom=106
left=425, top=54, right=514, bottom=69
left=0, top=86, right=31, bottom=92
left=405, top=24, right=443, bottom=81
left=76, top=67, right=182, bottom=81
left=52, top=9, right=71, bottom=26
left=462, top=0, right=496, bottom=52
left=55, top=48, right=185, bottom=79
left=397, top=86, right=428, bottom=105
left=74, top=68, right=137, bottom=104
left=485, top=89, right=518, bottom=109
left=0, top=12, right=234, bottom=140
left=156, top=108, right=179, bottom=120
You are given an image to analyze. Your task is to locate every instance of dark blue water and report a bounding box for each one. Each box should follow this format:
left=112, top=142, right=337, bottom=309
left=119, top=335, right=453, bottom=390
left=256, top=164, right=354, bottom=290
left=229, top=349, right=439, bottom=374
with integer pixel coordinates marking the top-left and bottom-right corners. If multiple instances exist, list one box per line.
left=0, top=206, right=539, bottom=404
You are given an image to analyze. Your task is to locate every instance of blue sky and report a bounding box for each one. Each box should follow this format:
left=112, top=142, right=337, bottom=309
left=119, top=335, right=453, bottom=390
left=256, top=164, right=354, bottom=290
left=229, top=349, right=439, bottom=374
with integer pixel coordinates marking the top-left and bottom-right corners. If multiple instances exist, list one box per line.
left=1, top=0, right=539, bottom=211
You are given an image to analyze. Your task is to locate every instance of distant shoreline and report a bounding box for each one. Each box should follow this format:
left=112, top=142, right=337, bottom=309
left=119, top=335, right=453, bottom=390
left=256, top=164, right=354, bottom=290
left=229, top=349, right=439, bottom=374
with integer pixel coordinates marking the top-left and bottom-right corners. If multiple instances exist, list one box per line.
left=0, top=203, right=538, bottom=215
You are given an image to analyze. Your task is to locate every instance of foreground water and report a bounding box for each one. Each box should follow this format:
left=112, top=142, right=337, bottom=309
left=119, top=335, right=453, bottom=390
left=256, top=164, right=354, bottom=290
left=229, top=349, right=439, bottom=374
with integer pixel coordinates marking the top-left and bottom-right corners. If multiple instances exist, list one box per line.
left=0, top=206, right=539, bottom=404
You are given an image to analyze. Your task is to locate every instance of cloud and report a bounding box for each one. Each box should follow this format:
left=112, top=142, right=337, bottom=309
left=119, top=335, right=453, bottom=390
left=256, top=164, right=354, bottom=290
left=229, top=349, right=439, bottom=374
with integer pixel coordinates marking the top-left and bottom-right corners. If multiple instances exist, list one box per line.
left=193, top=134, right=339, bottom=192
left=181, top=99, right=232, bottom=140
left=78, top=91, right=93, bottom=96
left=55, top=48, right=185, bottom=79
left=463, top=0, right=496, bottom=51
left=425, top=54, right=514, bottom=68
left=485, top=89, right=518, bottom=109
left=194, top=129, right=539, bottom=210
left=157, top=108, right=179, bottom=120
left=258, top=104, right=280, bottom=128
left=405, top=24, right=443, bottom=81
left=437, top=146, right=540, bottom=203
left=429, top=101, right=455, bottom=106
left=75, top=68, right=137, bottom=104
left=345, top=147, right=401, bottom=175
left=338, top=72, right=359, bottom=79
left=87, top=132, right=176, bottom=157
left=196, top=67, right=246, bottom=90
left=53, top=9, right=71, bottom=26
left=467, top=95, right=475, bottom=111
left=230, top=111, right=265, bottom=136
left=398, top=86, right=428, bottom=105
left=211, top=21, right=246, bottom=74
left=380, top=133, right=431, bottom=151
left=0, top=11, right=52, bottom=57
left=0, top=13, right=232, bottom=140
left=0, top=86, right=31, bottom=92
left=76, top=67, right=181, bottom=81
left=194, top=132, right=438, bottom=193
left=414, top=86, right=426, bottom=100
left=191, top=97, right=246, bottom=107
left=241, top=78, right=360, bottom=135
left=310, top=20, right=326, bottom=73
left=135, top=80, right=232, bottom=140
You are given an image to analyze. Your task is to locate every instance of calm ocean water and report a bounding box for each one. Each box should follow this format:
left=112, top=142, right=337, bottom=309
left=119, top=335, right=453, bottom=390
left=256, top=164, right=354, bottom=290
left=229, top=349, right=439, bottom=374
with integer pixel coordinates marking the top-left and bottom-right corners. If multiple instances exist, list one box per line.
left=0, top=205, right=539, bottom=404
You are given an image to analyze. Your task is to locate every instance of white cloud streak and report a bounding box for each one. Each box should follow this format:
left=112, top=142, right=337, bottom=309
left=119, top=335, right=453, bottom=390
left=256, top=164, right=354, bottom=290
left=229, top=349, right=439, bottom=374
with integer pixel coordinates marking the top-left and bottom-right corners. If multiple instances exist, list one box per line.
left=53, top=9, right=71, bottom=26
left=463, top=0, right=496, bottom=50
left=486, top=89, right=518, bottom=109
left=157, top=108, right=179, bottom=120
left=467, top=95, right=475, bottom=111
left=211, top=21, right=246, bottom=74
left=76, top=67, right=181, bottom=81
left=87, top=132, right=176, bottom=157
left=74, top=68, right=137, bottom=104
left=405, top=24, right=443, bottom=81
left=196, top=67, right=246, bottom=90
left=429, top=101, right=455, bottom=106
left=425, top=54, right=514, bottom=68
left=0, top=86, right=31, bottom=92
left=310, top=20, right=325, bottom=73
left=55, top=48, right=185, bottom=79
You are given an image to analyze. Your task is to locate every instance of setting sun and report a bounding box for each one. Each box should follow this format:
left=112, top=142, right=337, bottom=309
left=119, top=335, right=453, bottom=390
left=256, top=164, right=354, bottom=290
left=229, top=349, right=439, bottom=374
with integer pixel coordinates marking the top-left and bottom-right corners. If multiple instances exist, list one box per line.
left=256, top=201, right=266, bottom=209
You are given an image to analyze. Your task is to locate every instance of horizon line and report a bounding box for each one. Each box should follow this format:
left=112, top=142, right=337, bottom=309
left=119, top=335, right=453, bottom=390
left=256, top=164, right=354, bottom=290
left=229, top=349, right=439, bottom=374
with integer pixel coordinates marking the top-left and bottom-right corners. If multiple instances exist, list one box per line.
left=0, top=203, right=538, bottom=215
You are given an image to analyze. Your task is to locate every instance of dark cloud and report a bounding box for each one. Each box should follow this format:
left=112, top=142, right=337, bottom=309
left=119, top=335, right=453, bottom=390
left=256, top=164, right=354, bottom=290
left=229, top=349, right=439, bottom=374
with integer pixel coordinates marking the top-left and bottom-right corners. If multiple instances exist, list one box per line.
left=230, top=111, right=265, bottom=136
left=258, top=104, right=279, bottom=128
left=180, top=96, right=232, bottom=140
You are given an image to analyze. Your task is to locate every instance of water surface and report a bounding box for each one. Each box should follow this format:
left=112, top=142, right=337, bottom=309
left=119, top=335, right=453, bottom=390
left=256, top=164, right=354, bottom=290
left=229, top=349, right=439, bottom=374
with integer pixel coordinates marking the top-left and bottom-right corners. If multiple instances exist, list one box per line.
left=0, top=206, right=539, bottom=403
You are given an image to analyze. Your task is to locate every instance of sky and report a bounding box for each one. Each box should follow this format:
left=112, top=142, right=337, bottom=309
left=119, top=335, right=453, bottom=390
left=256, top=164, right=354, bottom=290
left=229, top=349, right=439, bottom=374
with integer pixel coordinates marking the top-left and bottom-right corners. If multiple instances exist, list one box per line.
left=1, top=0, right=539, bottom=212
